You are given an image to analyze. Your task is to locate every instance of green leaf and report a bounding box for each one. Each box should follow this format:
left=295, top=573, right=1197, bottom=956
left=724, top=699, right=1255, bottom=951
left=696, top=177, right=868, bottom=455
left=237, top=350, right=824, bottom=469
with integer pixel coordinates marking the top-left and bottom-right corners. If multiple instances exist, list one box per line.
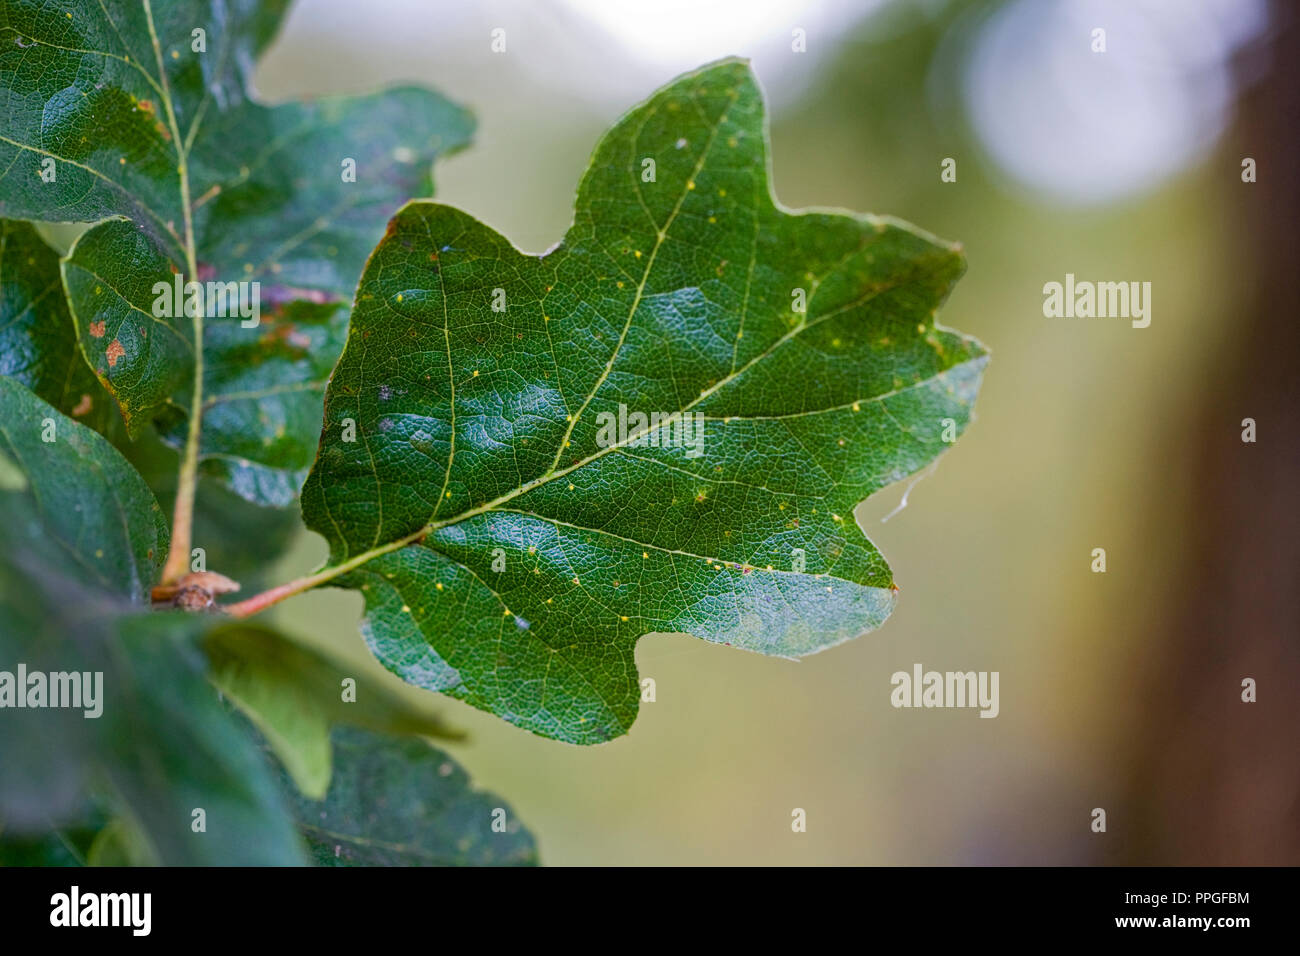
left=0, top=375, right=166, bottom=602
left=60, top=217, right=193, bottom=436
left=204, top=621, right=463, bottom=800
left=0, top=452, right=306, bottom=863
left=0, top=213, right=298, bottom=569
left=0, top=219, right=116, bottom=434
left=0, top=0, right=474, bottom=502
left=285, top=727, right=538, bottom=866
left=301, top=59, right=988, bottom=743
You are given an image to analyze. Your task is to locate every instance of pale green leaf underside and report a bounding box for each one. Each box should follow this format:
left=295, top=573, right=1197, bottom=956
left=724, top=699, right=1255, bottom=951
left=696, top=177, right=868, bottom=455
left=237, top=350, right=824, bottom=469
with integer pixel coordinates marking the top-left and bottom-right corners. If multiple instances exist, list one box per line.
left=304, top=58, right=988, bottom=744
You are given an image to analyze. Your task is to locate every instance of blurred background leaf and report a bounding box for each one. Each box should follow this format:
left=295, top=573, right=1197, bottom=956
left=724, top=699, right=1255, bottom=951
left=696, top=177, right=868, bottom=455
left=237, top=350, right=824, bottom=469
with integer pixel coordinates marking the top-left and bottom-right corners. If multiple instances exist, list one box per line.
left=206, top=621, right=463, bottom=799
left=0, top=390, right=305, bottom=864
left=286, top=727, right=537, bottom=866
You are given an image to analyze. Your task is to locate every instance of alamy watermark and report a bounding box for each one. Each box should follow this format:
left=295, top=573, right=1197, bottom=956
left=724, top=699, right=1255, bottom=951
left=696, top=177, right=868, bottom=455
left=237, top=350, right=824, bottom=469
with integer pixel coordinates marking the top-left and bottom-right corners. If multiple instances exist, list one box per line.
left=0, top=664, right=103, bottom=718
left=50, top=886, right=150, bottom=936
left=594, top=403, right=705, bottom=458
left=152, top=274, right=260, bottom=328
left=1042, top=273, right=1150, bottom=328
left=890, top=663, right=999, bottom=718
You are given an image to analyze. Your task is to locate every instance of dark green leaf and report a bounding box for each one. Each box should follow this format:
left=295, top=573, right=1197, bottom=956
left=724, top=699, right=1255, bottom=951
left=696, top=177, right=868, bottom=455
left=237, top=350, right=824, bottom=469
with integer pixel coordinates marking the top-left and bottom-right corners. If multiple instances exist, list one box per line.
left=302, top=59, right=988, bottom=743
left=0, top=376, right=166, bottom=602
left=60, top=217, right=192, bottom=436
left=0, top=0, right=474, bottom=502
left=0, top=219, right=116, bottom=434
left=286, top=727, right=537, bottom=866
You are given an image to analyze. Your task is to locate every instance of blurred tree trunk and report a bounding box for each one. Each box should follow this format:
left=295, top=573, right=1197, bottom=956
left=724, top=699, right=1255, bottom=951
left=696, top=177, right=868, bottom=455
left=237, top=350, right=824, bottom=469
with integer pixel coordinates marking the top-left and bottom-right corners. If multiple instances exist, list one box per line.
left=1119, top=5, right=1300, bottom=865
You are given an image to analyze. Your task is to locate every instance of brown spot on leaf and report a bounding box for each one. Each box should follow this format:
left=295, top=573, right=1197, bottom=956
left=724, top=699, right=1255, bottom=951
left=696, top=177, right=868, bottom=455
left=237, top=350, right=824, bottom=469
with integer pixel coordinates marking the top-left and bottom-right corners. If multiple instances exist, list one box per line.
left=105, top=339, right=126, bottom=367
left=88, top=320, right=106, bottom=338
left=70, top=393, right=93, bottom=417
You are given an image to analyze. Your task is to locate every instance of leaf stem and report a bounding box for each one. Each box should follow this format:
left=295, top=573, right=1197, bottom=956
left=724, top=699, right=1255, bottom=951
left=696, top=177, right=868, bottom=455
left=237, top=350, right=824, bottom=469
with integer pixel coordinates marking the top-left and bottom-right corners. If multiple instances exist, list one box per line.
left=225, top=528, right=428, bottom=618
left=146, top=0, right=205, bottom=586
